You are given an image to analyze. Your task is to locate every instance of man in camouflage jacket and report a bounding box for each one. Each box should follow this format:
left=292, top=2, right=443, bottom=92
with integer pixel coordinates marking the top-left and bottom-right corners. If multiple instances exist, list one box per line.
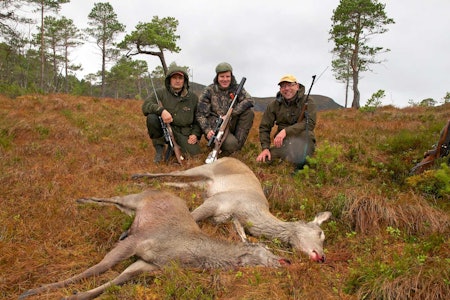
left=196, top=62, right=254, bottom=155
left=256, top=74, right=316, bottom=172
left=142, top=65, right=202, bottom=163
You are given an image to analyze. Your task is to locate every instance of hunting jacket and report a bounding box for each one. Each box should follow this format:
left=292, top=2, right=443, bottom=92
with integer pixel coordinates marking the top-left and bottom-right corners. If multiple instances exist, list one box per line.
left=142, top=69, right=202, bottom=139
left=196, top=75, right=254, bottom=135
left=259, top=84, right=316, bottom=150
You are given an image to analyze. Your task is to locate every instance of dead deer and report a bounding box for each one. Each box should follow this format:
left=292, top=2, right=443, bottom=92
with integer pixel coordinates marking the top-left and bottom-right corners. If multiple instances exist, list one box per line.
left=132, top=157, right=332, bottom=262
left=19, top=189, right=289, bottom=300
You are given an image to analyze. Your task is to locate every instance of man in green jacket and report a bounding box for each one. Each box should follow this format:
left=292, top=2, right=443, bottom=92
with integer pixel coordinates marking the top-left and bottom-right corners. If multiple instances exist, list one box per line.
left=142, top=65, right=202, bottom=163
left=256, top=74, right=316, bottom=172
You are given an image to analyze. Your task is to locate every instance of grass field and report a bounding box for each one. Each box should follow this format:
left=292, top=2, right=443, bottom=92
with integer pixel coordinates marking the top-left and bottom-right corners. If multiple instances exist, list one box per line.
left=1, top=94, right=449, bottom=299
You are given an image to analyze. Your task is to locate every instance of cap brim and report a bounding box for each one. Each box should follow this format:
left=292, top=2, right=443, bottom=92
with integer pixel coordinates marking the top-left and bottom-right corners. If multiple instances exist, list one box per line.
left=278, top=80, right=296, bottom=85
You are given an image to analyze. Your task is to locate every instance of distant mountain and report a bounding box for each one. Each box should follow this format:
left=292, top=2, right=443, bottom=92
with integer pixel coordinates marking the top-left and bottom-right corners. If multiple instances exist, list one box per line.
left=189, top=82, right=343, bottom=112
left=253, top=95, right=343, bottom=112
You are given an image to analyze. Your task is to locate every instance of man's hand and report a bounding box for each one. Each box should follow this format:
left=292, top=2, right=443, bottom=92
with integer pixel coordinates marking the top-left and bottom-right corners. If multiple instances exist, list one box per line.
left=256, top=149, right=271, bottom=162
left=274, top=129, right=286, bottom=148
left=206, top=130, right=215, bottom=140
left=188, top=135, right=198, bottom=144
left=161, top=109, right=173, bottom=123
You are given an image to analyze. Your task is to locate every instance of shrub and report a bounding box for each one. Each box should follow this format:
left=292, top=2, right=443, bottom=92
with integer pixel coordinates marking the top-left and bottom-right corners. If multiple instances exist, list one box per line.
left=406, top=163, right=450, bottom=199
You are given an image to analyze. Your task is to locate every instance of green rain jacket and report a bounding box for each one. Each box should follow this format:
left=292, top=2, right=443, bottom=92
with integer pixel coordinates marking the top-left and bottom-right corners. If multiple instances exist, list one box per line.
left=142, top=67, right=202, bottom=138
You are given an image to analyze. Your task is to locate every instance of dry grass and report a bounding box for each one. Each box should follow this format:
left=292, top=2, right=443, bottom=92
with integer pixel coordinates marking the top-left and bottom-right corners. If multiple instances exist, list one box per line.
left=343, top=191, right=449, bottom=235
left=1, top=94, right=449, bottom=299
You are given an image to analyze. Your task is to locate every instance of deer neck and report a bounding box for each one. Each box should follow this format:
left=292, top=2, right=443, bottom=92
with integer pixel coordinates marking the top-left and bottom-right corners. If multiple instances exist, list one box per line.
left=183, top=236, right=272, bottom=268
left=243, top=212, right=295, bottom=244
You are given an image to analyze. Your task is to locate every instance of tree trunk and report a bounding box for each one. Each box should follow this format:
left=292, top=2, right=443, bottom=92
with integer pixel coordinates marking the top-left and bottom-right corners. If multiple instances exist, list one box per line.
left=352, top=70, right=360, bottom=109
left=158, top=51, right=167, bottom=75
left=40, top=3, right=45, bottom=91
left=101, top=39, right=106, bottom=97
left=64, top=47, right=68, bottom=93
left=345, top=77, right=349, bottom=108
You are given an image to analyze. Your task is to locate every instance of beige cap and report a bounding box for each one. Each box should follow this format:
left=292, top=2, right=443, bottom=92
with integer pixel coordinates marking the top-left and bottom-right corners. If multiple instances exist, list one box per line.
left=278, top=74, right=297, bottom=85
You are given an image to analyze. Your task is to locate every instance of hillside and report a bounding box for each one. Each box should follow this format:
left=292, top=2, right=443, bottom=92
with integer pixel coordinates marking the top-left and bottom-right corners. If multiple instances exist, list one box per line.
left=252, top=94, right=343, bottom=112
left=190, top=81, right=343, bottom=111
left=1, top=94, right=449, bottom=299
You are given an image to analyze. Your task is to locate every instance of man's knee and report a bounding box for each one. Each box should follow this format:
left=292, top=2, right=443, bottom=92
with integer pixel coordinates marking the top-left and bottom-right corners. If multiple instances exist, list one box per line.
left=185, top=143, right=201, bottom=156
left=286, top=135, right=315, bottom=164
left=146, top=114, right=163, bottom=139
left=221, top=134, right=239, bottom=154
left=239, top=109, right=254, bottom=128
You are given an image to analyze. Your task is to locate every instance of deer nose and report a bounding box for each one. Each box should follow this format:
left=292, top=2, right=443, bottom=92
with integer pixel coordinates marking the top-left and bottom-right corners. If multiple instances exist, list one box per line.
left=279, top=258, right=291, bottom=266
left=311, top=250, right=326, bottom=263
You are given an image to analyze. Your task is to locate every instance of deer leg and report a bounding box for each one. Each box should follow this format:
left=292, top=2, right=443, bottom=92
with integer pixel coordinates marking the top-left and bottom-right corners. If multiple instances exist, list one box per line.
left=63, top=260, right=159, bottom=300
left=232, top=217, right=248, bottom=243
left=191, top=200, right=219, bottom=222
left=162, top=180, right=209, bottom=189
left=77, top=192, right=151, bottom=216
left=132, top=162, right=215, bottom=180
left=19, top=239, right=137, bottom=299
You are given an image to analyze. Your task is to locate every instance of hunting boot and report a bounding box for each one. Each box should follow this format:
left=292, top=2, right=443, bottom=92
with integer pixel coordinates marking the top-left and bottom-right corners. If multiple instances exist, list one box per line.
left=292, top=161, right=307, bottom=176
left=153, top=144, right=165, bottom=163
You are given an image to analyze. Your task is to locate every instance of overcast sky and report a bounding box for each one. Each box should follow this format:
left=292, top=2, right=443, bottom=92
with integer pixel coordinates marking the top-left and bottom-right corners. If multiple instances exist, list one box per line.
left=57, top=0, right=450, bottom=108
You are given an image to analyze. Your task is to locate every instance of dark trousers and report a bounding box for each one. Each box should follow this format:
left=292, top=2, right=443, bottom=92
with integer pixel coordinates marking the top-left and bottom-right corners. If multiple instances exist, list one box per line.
left=269, top=130, right=315, bottom=167
left=146, top=114, right=201, bottom=156
left=220, top=109, right=254, bottom=154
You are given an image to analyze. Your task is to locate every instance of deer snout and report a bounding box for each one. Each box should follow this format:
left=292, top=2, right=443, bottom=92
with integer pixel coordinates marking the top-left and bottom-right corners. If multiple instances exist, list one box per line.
left=279, top=258, right=291, bottom=266
left=310, top=250, right=325, bottom=263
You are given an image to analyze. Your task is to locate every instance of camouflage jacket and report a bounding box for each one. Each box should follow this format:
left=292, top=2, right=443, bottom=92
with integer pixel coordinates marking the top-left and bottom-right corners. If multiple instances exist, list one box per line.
left=196, top=75, right=254, bottom=134
left=259, top=84, right=316, bottom=150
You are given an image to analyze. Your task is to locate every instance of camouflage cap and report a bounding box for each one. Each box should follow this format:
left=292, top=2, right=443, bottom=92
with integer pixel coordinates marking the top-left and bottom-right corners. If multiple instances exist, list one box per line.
left=215, top=62, right=233, bottom=74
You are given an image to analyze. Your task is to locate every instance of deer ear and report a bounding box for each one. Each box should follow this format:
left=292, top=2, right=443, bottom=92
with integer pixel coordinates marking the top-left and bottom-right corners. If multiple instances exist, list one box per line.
left=312, top=211, right=332, bottom=226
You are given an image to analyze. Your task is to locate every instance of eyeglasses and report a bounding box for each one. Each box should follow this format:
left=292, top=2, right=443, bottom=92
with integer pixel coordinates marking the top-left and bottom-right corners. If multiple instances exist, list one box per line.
left=279, top=82, right=297, bottom=89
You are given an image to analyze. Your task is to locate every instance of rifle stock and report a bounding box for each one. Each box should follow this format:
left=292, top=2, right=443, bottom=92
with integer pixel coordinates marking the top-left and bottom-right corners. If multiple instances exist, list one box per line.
left=205, top=77, right=246, bottom=164
left=410, top=119, right=450, bottom=174
left=150, top=77, right=184, bottom=165
left=166, top=125, right=184, bottom=164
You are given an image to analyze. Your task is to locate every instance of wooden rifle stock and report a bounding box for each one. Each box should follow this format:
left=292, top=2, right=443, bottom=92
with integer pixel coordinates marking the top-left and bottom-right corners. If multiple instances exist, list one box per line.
left=410, top=119, right=450, bottom=174
left=205, top=77, right=246, bottom=164
left=163, top=124, right=184, bottom=164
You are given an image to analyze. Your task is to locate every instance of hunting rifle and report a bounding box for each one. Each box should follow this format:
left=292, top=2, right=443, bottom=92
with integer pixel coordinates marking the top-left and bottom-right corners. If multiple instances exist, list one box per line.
left=205, top=77, right=246, bottom=164
left=410, top=119, right=450, bottom=174
left=150, top=77, right=184, bottom=165
left=297, top=67, right=328, bottom=123
left=297, top=75, right=316, bottom=124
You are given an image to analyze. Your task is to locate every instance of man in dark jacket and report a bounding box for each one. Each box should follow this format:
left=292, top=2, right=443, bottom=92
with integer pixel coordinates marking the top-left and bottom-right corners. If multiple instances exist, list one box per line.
left=197, top=62, right=254, bottom=157
left=256, top=74, right=316, bottom=172
left=142, top=65, right=202, bottom=163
